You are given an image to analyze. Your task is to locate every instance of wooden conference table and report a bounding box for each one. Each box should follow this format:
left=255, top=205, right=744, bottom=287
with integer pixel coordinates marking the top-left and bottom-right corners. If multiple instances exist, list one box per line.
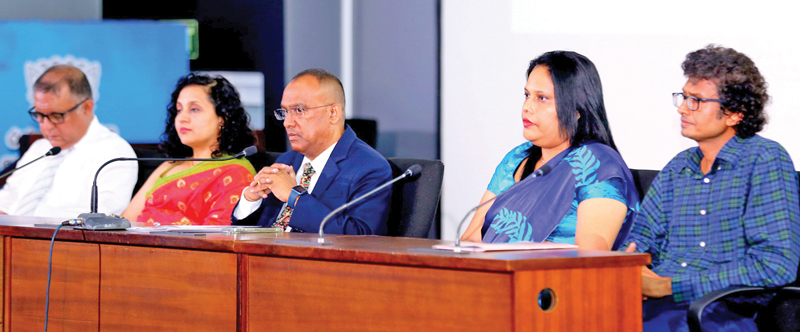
left=0, top=215, right=649, bottom=331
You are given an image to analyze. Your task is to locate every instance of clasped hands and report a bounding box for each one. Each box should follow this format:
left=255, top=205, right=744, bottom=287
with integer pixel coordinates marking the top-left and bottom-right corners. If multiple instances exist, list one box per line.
left=625, top=242, right=673, bottom=300
left=243, top=164, right=297, bottom=203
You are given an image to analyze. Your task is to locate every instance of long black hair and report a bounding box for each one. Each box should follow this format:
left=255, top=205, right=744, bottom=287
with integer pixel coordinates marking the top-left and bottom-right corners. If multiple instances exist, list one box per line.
left=161, top=73, right=255, bottom=158
left=521, top=51, right=617, bottom=179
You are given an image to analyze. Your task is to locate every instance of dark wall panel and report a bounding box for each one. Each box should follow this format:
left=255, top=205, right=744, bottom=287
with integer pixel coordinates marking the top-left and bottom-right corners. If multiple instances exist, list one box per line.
left=104, top=0, right=287, bottom=152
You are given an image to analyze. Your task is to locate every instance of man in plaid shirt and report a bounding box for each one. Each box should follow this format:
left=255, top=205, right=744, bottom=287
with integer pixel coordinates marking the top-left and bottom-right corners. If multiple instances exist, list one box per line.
left=623, top=45, right=800, bottom=331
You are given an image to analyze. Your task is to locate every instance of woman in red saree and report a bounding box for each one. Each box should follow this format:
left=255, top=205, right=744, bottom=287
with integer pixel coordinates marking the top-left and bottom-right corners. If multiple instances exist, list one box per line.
left=122, top=73, right=256, bottom=225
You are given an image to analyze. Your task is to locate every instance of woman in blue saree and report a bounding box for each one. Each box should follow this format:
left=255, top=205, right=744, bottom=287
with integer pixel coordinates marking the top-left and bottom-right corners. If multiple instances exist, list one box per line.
left=460, top=51, right=639, bottom=250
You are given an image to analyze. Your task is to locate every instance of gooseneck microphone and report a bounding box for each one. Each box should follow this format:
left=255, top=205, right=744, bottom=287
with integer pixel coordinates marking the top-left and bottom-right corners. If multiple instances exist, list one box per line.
left=275, top=164, right=423, bottom=246
left=71, top=145, right=258, bottom=230
left=452, top=165, right=551, bottom=253
left=317, top=164, right=422, bottom=243
left=0, top=146, right=62, bottom=180
left=89, top=145, right=258, bottom=213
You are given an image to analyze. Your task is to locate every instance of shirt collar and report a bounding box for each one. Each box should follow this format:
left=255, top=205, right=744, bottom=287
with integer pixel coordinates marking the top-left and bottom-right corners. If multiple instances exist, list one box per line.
left=70, top=115, right=102, bottom=151
left=302, top=142, right=337, bottom=174
left=715, top=135, right=748, bottom=165
left=681, top=135, right=747, bottom=174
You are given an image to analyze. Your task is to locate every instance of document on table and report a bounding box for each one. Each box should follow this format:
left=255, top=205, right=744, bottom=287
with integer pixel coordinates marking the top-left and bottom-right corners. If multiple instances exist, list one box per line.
left=432, top=241, right=577, bottom=252
left=126, top=225, right=282, bottom=234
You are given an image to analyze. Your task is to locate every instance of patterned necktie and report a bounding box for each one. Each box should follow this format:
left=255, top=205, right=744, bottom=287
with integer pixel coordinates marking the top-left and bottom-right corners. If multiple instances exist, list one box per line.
left=273, top=162, right=315, bottom=229
left=16, top=151, right=66, bottom=216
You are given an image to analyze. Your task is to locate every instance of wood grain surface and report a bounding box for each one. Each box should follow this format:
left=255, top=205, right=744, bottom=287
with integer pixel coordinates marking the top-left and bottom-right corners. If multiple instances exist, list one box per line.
left=0, top=217, right=649, bottom=332
left=98, top=244, right=237, bottom=331
left=232, top=233, right=650, bottom=272
left=247, top=255, right=514, bottom=331
left=8, top=238, right=100, bottom=331
left=1, top=236, right=5, bottom=332
left=514, top=266, right=643, bottom=332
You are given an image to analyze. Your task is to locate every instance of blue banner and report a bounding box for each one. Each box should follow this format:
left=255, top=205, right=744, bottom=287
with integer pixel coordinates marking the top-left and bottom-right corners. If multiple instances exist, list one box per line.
left=0, top=20, right=189, bottom=167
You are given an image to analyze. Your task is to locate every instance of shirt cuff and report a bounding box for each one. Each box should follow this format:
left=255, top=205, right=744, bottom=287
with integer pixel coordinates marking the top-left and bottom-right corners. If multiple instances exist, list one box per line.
left=232, top=188, right=263, bottom=220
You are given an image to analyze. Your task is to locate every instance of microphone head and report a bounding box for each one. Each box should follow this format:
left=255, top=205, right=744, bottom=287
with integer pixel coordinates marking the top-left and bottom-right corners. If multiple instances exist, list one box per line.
left=534, top=165, right=551, bottom=177
left=407, top=164, right=423, bottom=177
left=46, top=147, right=62, bottom=156
left=403, top=164, right=423, bottom=181
left=241, top=145, right=258, bottom=157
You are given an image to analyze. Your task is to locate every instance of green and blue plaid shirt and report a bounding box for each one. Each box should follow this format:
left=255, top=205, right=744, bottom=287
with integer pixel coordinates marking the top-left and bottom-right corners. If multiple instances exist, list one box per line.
left=624, top=134, right=800, bottom=304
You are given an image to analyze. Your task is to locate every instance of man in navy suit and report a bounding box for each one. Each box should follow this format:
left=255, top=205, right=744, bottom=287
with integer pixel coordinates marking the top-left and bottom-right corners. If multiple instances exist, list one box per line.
left=232, top=69, right=392, bottom=234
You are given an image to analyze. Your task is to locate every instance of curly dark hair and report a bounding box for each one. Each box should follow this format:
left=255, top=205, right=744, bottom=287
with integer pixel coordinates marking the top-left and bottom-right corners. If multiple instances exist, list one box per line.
left=682, top=45, right=769, bottom=138
left=161, top=73, right=255, bottom=158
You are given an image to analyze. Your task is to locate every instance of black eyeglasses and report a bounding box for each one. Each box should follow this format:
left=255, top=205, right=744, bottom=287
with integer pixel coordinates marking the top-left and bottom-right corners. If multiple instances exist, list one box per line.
left=672, top=93, right=726, bottom=111
left=28, top=98, right=90, bottom=124
left=274, top=104, right=333, bottom=120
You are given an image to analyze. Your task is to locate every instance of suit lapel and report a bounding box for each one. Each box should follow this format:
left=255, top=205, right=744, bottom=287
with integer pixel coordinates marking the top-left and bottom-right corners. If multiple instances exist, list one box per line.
left=291, top=154, right=304, bottom=174
left=311, top=126, right=357, bottom=195
left=313, top=159, right=339, bottom=195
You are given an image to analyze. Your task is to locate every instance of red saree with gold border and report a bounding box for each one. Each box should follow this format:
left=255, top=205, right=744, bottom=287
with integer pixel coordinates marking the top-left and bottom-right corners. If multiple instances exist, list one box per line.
left=138, top=157, right=255, bottom=226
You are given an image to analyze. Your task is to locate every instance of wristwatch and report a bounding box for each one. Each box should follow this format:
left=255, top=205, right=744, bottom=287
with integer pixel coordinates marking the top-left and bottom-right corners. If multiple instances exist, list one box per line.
left=288, top=185, right=308, bottom=208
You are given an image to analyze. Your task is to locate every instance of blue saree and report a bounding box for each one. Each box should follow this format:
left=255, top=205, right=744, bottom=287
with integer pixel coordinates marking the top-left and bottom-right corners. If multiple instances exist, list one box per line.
left=482, top=141, right=639, bottom=250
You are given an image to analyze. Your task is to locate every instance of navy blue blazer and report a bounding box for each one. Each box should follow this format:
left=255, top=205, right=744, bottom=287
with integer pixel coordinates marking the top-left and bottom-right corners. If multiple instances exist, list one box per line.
left=232, top=126, right=392, bottom=235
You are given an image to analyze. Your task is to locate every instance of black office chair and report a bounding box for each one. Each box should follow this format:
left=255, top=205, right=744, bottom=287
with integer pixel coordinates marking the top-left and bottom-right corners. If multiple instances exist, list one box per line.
left=687, top=172, right=800, bottom=332
left=245, top=151, right=283, bottom=171
left=345, top=119, right=378, bottom=148
left=385, top=158, right=444, bottom=239
left=132, top=148, right=166, bottom=196
left=0, top=134, right=41, bottom=188
left=0, top=161, right=17, bottom=188
left=630, top=168, right=659, bottom=199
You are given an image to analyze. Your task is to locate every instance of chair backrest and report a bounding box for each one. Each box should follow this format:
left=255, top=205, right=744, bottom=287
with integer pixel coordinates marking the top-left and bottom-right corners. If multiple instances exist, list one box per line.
left=385, top=158, right=444, bottom=238
left=630, top=168, right=659, bottom=199
left=0, top=161, right=17, bottom=188
left=132, top=148, right=167, bottom=196
left=245, top=151, right=283, bottom=171
left=19, top=134, right=44, bottom=156
left=346, top=119, right=378, bottom=148
left=0, top=134, right=44, bottom=188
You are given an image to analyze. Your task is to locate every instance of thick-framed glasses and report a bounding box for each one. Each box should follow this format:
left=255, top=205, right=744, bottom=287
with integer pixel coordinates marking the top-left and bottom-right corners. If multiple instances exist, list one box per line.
left=28, top=98, right=89, bottom=124
left=274, top=104, right=333, bottom=120
left=672, top=92, right=726, bottom=111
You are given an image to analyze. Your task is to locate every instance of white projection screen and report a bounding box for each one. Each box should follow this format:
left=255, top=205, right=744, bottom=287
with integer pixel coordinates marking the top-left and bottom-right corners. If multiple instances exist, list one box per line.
left=441, top=0, right=800, bottom=240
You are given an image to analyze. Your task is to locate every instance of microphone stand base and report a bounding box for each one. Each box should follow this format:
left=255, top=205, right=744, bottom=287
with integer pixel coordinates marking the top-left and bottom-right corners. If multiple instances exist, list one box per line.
left=73, top=213, right=131, bottom=231
left=274, top=239, right=333, bottom=246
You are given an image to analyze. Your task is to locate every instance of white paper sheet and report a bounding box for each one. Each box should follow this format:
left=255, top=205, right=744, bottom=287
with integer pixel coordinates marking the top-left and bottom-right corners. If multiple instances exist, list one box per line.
left=432, top=241, right=578, bottom=252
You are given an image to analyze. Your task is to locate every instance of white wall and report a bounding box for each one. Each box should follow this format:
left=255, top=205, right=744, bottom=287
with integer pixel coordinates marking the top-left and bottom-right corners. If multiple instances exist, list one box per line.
left=352, top=0, right=438, bottom=159
left=441, top=0, right=800, bottom=240
left=284, top=0, right=439, bottom=159
left=284, top=0, right=342, bottom=83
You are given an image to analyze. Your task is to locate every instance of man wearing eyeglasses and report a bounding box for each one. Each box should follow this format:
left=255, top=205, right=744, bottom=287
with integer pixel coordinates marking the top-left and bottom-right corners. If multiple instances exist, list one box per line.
left=622, top=45, right=800, bottom=330
left=232, top=69, right=392, bottom=234
left=0, top=65, right=137, bottom=218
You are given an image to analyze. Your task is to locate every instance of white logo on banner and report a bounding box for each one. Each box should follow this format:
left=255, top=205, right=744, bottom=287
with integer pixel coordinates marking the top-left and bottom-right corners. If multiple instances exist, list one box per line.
left=4, top=126, right=37, bottom=150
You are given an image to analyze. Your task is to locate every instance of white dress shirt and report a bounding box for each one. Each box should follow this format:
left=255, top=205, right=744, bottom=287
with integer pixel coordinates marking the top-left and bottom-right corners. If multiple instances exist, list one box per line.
left=233, top=142, right=337, bottom=220
left=0, top=116, right=138, bottom=218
